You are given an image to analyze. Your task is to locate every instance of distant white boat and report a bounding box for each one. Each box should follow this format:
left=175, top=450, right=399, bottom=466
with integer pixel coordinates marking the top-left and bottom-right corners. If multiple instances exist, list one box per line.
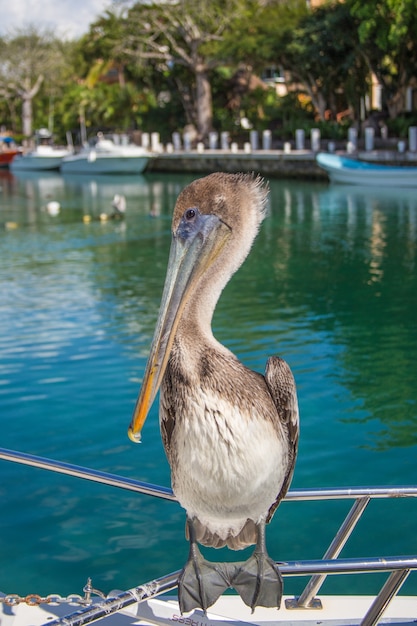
left=316, top=152, right=417, bottom=187
left=61, top=133, right=152, bottom=175
left=10, top=129, right=72, bottom=172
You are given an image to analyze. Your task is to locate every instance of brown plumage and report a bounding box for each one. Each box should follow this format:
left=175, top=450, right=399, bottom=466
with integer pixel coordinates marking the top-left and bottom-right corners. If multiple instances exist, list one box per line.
left=128, top=172, right=299, bottom=612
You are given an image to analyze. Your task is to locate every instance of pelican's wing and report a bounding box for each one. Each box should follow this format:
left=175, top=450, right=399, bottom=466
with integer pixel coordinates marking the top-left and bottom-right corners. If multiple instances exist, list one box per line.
left=264, top=355, right=299, bottom=522
left=159, top=366, right=177, bottom=457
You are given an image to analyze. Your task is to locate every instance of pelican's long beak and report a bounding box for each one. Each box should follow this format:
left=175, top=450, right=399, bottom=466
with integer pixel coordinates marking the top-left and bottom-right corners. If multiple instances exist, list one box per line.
left=128, top=209, right=231, bottom=442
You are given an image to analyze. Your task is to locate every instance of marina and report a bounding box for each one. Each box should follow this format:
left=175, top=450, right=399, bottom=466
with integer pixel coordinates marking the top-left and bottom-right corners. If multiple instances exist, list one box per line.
left=5, top=124, right=417, bottom=181
left=1, top=169, right=416, bottom=622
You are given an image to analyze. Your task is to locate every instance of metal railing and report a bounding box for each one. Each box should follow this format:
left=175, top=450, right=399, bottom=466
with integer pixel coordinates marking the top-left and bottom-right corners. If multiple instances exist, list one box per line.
left=1, top=447, right=416, bottom=626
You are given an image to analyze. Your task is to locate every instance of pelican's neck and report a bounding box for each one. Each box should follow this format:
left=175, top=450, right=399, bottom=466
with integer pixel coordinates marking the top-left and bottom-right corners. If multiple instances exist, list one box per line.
left=174, top=195, right=262, bottom=363
left=178, top=277, right=223, bottom=346
left=175, top=245, right=243, bottom=365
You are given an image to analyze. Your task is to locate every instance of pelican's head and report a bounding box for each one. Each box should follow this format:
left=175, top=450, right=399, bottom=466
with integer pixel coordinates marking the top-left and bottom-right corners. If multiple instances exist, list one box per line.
left=128, top=172, right=268, bottom=442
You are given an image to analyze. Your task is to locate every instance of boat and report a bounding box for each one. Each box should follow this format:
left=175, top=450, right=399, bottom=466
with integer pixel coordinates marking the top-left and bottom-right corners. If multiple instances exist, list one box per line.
left=0, top=136, right=19, bottom=168
left=10, top=129, right=72, bottom=172
left=0, top=447, right=416, bottom=626
left=60, top=133, right=152, bottom=175
left=316, top=152, right=417, bottom=187
left=0, top=150, right=19, bottom=168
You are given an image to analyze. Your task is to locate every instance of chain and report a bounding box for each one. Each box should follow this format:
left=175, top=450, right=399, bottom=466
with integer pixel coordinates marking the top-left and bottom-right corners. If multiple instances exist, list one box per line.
left=0, top=578, right=106, bottom=608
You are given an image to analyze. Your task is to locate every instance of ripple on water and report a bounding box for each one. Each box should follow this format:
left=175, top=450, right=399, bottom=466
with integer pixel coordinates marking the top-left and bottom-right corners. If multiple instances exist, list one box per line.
left=1, top=174, right=416, bottom=596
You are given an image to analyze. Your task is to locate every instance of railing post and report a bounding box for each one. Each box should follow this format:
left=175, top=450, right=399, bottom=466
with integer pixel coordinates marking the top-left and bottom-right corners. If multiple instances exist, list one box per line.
left=360, top=569, right=410, bottom=626
left=291, top=497, right=370, bottom=609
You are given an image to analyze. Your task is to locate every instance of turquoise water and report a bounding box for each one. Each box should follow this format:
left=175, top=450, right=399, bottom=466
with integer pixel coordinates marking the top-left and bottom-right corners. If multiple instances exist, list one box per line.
left=0, top=169, right=416, bottom=599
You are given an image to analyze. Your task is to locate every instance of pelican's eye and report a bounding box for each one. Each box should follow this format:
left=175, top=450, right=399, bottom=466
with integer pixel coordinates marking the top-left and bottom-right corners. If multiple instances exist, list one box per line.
left=185, top=208, right=197, bottom=220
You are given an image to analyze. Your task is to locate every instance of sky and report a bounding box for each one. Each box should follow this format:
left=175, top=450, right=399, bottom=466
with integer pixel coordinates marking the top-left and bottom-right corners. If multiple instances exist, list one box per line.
left=0, top=0, right=113, bottom=39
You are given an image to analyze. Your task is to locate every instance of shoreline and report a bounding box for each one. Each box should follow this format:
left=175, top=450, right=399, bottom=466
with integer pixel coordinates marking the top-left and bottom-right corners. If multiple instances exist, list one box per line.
left=148, top=149, right=326, bottom=180
left=148, top=148, right=417, bottom=180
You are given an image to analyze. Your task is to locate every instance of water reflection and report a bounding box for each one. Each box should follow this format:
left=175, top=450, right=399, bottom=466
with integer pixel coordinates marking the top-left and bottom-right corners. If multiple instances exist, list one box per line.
left=266, top=181, right=417, bottom=452
left=2, top=173, right=416, bottom=457
left=1, top=172, right=417, bottom=596
left=62, top=173, right=149, bottom=219
left=1, top=170, right=195, bottom=226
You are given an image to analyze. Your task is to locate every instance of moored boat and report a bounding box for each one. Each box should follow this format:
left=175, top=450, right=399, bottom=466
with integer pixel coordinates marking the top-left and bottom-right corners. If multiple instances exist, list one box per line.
left=10, top=129, right=72, bottom=172
left=316, top=152, right=417, bottom=187
left=0, top=151, right=19, bottom=168
left=60, top=133, right=153, bottom=175
left=0, top=136, right=19, bottom=168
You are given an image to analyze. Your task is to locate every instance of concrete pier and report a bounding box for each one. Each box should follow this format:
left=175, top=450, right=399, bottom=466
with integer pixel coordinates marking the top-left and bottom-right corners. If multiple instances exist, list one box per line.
left=149, top=149, right=327, bottom=180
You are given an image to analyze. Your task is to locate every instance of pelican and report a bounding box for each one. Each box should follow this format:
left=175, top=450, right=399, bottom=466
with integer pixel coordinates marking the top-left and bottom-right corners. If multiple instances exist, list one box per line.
left=128, top=172, right=299, bottom=613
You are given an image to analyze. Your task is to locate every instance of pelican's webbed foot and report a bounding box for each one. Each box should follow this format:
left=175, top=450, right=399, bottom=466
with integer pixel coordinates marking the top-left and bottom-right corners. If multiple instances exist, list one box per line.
left=178, top=519, right=282, bottom=614
left=178, top=519, right=233, bottom=613
left=233, top=521, right=282, bottom=611
left=233, top=553, right=282, bottom=611
left=178, top=549, right=232, bottom=613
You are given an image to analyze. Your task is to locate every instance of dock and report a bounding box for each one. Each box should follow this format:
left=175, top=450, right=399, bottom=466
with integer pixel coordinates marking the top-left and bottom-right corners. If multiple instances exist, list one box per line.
left=149, top=149, right=327, bottom=180
left=145, top=124, right=417, bottom=180
left=149, top=148, right=417, bottom=180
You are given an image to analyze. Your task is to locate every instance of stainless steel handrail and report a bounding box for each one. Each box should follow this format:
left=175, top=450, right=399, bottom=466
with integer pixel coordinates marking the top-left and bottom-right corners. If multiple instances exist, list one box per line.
left=291, top=486, right=416, bottom=608
left=0, top=447, right=176, bottom=501
left=361, top=568, right=411, bottom=626
left=1, top=447, right=416, bottom=626
left=296, top=496, right=371, bottom=607
left=42, top=556, right=417, bottom=626
left=2, top=448, right=417, bottom=502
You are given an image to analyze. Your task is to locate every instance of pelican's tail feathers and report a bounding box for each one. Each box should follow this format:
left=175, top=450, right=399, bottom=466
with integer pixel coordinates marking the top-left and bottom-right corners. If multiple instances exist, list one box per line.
left=189, top=518, right=257, bottom=550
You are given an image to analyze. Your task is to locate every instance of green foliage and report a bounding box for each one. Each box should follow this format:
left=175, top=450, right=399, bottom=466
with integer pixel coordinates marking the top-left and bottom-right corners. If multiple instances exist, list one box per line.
left=219, top=0, right=308, bottom=71
left=268, top=93, right=315, bottom=139
left=0, top=27, right=76, bottom=137
left=1, top=1, right=417, bottom=142
left=277, top=2, right=368, bottom=121
left=386, top=112, right=417, bottom=138
left=55, top=81, right=156, bottom=137
left=347, top=0, right=417, bottom=115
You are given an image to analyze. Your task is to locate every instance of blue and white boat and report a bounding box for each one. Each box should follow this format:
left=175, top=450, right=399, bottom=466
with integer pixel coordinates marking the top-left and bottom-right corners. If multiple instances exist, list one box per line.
left=316, top=152, right=417, bottom=187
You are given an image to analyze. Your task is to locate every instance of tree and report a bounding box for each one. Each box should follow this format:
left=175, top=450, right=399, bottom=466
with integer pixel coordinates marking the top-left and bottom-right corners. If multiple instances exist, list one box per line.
left=348, top=0, right=417, bottom=118
left=0, top=36, right=20, bottom=133
left=78, top=8, right=130, bottom=90
left=0, top=26, right=68, bottom=137
left=215, top=0, right=307, bottom=127
left=277, top=2, right=368, bottom=122
left=120, top=0, right=243, bottom=139
left=64, top=9, right=164, bottom=137
left=219, top=0, right=308, bottom=73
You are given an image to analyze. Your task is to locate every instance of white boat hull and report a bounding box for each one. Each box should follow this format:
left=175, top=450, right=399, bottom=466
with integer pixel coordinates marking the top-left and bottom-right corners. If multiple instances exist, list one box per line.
left=60, top=154, right=150, bottom=175
left=316, top=152, right=417, bottom=187
left=2, top=594, right=416, bottom=626
left=61, top=137, right=152, bottom=175
left=10, top=147, right=72, bottom=171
